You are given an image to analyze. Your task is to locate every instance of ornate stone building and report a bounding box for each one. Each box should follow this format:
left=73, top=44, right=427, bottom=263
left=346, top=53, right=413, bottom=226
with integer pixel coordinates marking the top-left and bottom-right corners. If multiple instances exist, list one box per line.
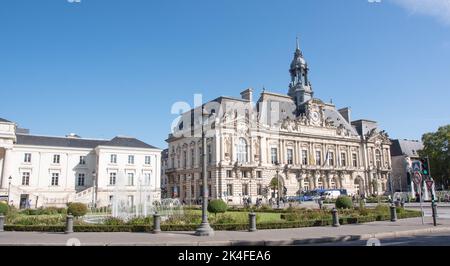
left=165, top=42, right=392, bottom=204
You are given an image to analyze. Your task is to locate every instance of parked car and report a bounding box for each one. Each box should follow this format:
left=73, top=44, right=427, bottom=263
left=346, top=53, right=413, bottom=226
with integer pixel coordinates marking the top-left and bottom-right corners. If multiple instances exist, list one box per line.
left=300, top=190, right=321, bottom=201
left=321, top=190, right=341, bottom=200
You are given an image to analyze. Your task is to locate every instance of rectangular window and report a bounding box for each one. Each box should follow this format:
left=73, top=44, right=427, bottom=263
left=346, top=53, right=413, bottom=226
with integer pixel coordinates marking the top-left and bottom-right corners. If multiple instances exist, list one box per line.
left=53, top=154, right=60, bottom=164
left=352, top=153, right=358, bottom=167
left=257, top=184, right=262, bottom=196
left=191, top=149, right=195, bottom=168
left=208, top=171, right=212, bottom=179
left=241, top=171, right=249, bottom=178
left=51, top=173, right=59, bottom=186
left=144, top=173, right=151, bottom=186
left=315, top=151, right=322, bottom=166
left=128, top=155, right=135, bottom=164
left=79, top=156, right=86, bottom=165
left=242, top=184, right=249, bottom=196
left=287, top=149, right=293, bottom=165
left=109, top=173, right=117, bottom=185
left=271, top=148, right=278, bottom=164
left=207, top=145, right=212, bottom=164
left=302, top=150, right=308, bottom=165
left=24, top=153, right=31, bottom=163
left=128, top=173, right=134, bottom=186
left=328, top=151, right=335, bottom=166
left=22, top=172, right=30, bottom=186
left=145, top=156, right=151, bottom=165
left=226, top=170, right=232, bottom=178
left=256, top=171, right=262, bottom=178
left=341, top=152, right=347, bottom=167
left=77, top=173, right=85, bottom=186
left=227, top=184, right=233, bottom=196
left=127, top=195, right=134, bottom=207
left=111, top=154, right=117, bottom=164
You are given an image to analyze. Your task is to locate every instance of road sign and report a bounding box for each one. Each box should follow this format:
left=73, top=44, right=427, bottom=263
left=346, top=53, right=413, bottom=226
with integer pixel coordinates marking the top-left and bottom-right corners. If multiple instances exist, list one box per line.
left=412, top=161, right=421, bottom=172
left=413, top=171, right=422, bottom=185
left=426, top=179, right=434, bottom=190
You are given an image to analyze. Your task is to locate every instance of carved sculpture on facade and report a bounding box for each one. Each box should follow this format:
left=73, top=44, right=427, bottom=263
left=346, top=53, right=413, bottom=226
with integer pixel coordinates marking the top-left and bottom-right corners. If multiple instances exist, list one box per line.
left=224, top=136, right=231, bottom=161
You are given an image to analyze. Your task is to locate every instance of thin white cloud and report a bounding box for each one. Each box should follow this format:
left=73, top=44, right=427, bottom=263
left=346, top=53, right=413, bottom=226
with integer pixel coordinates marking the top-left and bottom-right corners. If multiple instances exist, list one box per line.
left=389, top=0, right=450, bottom=25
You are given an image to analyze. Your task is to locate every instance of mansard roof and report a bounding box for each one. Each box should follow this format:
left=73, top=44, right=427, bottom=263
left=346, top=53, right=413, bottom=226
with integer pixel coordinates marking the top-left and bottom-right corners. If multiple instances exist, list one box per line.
left=0, top=118, right=12, bottom=123
left=390, top=139, right=423, bottom=157
left=15, top=134, right=158, bottom=150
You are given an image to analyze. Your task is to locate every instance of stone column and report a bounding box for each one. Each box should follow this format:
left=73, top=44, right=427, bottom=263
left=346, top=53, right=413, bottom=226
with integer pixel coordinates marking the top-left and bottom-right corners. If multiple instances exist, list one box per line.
left=1, top=148, right=13, bottom=189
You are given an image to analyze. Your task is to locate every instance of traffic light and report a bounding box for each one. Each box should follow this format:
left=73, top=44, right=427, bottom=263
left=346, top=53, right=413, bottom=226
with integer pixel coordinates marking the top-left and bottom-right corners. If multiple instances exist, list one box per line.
left=420, top=157, right=430, bottom=176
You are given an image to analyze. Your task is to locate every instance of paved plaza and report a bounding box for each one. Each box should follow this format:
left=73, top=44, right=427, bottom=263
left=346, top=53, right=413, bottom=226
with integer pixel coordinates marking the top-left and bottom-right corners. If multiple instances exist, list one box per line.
left=1, top=217, right=449, bottom=246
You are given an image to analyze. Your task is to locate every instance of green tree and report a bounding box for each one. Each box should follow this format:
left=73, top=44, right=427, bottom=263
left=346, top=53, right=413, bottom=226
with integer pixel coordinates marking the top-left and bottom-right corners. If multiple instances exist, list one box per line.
left=207, top=199, right=227, bottom=217
left=269, top=178, right=281, bottom=198
left=419, top=125, right=450, bottom=189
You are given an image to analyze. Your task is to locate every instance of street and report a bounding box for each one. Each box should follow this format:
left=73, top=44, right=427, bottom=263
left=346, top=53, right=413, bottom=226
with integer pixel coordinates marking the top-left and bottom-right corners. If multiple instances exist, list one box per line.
left=306, top=232, right=450, bottom=246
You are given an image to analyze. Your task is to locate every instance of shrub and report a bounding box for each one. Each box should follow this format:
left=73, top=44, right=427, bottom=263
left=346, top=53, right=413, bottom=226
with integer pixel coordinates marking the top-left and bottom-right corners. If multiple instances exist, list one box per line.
left=67, top=202, right=88, bottom=217
left=0, top=202, right=9, bottom=215
left=335, top=196, right=353, bottom=209
left=7, top=215, right=65, bottom=225
left=207, top=199, right=227, bottom=216
left=259, top=204, right=273, bottom=212
left=214, top=214, right=238, bottom=224
left=103, top=217, right=126, bottom=226
left=126, top=217, right=152, bottom=225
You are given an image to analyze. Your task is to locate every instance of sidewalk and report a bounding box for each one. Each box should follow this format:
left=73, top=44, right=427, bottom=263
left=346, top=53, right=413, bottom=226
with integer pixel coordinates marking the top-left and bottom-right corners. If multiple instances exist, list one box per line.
left=1, top=217, right=450, bottom=246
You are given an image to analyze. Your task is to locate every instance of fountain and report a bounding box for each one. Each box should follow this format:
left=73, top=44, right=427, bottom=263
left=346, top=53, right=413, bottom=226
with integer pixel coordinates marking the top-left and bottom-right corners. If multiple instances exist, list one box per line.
left=83, top=171, right=182, bottom=224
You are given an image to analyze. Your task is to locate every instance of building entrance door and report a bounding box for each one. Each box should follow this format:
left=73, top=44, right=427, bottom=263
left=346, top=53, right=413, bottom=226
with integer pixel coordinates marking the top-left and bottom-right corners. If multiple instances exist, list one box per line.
left=20, top=194, right=29, bottom=209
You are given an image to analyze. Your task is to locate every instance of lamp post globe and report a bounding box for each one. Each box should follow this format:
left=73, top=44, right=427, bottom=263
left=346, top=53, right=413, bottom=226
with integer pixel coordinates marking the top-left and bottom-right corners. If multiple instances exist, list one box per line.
left=195, top=107, right=214, bottom=236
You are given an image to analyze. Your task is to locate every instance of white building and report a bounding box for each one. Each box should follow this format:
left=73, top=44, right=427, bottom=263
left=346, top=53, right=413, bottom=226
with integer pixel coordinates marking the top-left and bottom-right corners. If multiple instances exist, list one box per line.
left=0, top=118, right=161, bottom=209
left=164, top=42, right=392, bottom=205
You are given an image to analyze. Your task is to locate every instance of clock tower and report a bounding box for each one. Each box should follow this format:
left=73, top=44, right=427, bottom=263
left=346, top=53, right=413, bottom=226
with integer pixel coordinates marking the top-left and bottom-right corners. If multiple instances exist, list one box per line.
left=287, top=37, right=314, bottom=115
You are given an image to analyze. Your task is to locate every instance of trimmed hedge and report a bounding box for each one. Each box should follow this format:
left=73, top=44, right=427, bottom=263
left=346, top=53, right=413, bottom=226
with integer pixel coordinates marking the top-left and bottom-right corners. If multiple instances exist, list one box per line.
left=4, top=210, right=421, bottom=232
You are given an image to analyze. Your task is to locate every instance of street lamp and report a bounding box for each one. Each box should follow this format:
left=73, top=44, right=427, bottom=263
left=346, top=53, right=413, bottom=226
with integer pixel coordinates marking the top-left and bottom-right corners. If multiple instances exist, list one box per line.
left=91, top=170, right=97, bottom=210
left=195, top=107, right=214, bottom=236
left=7, top=176, right=12, bottom=205
left=275, top=162, right=281, bottom=209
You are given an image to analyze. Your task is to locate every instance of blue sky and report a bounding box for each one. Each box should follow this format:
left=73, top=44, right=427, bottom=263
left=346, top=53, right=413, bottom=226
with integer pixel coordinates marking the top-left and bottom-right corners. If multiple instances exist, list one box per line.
left=1, top=0, right=449, bottom=149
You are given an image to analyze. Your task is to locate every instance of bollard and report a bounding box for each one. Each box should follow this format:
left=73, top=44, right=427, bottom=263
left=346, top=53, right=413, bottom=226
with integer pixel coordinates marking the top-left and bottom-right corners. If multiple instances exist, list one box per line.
left=332, top=208, right=340, bottom=227
left=432, top=202, right=437, bottom=226
left=248, top=212, right=257, bottom=232
left=390, top=205, right=397, bottom=222
left=153, top=213, right=161, bottom=234
left=0, top=213, right=4, bottom=232
left=65, top=214, right=74, bottom=234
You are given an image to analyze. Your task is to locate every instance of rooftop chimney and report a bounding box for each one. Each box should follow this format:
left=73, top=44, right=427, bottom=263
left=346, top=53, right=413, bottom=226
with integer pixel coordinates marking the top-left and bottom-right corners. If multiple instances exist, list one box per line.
left=338, top=107, right=351, bottom=123
left=66, top=133, right=81, bottom=139
left=240, top=88, right=253, bottom=102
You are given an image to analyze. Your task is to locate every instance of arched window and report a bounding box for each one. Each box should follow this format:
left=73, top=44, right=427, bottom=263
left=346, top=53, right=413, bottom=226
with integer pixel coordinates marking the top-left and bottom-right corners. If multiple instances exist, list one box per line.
left=236, top=138, right=248, bottom=163
left=375, top=150, right=382, bottom=168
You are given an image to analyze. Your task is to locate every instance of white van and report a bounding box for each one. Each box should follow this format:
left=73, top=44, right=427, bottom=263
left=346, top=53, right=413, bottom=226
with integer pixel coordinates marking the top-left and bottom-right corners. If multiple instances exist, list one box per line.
left=322, top=190, right=341, bottom=200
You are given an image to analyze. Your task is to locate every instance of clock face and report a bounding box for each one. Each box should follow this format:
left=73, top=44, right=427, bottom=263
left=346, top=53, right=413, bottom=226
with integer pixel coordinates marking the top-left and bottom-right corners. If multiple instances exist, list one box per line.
left=311, top=111, right=320, bottom=123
